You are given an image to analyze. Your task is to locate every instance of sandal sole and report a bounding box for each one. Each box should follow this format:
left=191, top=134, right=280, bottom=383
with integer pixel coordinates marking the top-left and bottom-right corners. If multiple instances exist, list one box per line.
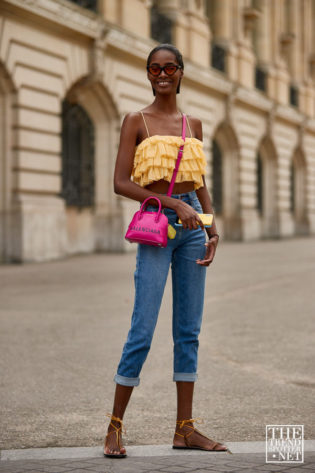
left=172, top=445, right=231, bottom=453
left=104, top=453, right=127, bottom=458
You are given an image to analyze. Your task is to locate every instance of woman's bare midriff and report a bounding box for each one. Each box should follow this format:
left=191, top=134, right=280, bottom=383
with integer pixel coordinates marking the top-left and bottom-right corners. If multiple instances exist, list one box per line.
left=145, top=179, right=195, bottom=195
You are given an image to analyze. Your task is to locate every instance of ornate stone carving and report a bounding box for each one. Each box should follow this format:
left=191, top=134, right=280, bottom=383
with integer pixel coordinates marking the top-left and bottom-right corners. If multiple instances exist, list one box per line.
left=91, top=25, right=109, bottom=80
left=243, top=7, right=260, bottom=37
left=279, top=32, right=295, bottom=62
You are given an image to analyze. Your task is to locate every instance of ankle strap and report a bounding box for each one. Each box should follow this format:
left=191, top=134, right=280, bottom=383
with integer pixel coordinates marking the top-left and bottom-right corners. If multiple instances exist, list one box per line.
left=176, top=418, right=203, bottom=429
left=106, top=413, right=126, bottom=433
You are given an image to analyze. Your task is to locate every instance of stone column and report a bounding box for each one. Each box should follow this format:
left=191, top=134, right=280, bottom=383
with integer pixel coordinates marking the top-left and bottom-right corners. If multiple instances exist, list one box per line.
left=285, top=0, right=301, bottom=81
left=100, top=0, right=151, bottom=38
left=235, top=0, right=260, bottom=88
left=207, top=0, right=238, bottom=81
left=156, top=0, right=211, bottom=67
left=298, top=0, right=315, bottom=117
left=98, top=0, right=120, bottom=24
left=210, top=0, right=232, bottom=40
left=268, top=0, right=290, bottom=105
left=310, top=0, right=315, bottom=80
left=184, top=6, right=211, bottom=67
left=253, top=0, right=271, bottom=64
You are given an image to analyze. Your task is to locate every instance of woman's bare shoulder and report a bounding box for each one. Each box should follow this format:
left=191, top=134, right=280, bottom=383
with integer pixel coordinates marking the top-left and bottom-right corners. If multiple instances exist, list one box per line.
left=122, top=111, right=143, bottom=127
left=186, top=114, right=203, bottom=140
left=186, top=114, right=202, bottom=127
left=119, top=112, right=145, bottom=142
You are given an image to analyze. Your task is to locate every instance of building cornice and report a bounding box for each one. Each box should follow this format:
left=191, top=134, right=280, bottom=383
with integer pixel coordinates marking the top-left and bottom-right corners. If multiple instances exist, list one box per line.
left=235, top=87, right=272, bottom=113
left=2, top=0, right=101, bottom=38
left=105, top=27, right=153, bottom=61
left=276, top=104, right=304, bottom=126
left=184, top=63, right=232, bottom=97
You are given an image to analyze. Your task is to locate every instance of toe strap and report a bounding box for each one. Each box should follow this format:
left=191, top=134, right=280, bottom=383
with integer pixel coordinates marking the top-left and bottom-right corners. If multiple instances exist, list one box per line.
left=175, top=421, right=228, bottom=451
left=192, top=428, right=225, bottom=449
left=105, top=413, right=125, bottom=450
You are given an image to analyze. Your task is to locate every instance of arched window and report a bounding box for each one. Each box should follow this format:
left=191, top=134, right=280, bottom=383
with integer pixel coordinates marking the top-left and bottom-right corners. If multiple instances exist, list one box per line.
left=256, top=152, right=263, bottom=215
left=290, top=160, right=295, bottom=214
left=0, top=63, right=15, bottom=262
left=150, top=3, right=173, bottom=44
left=290, top=151, right=306, bottom=220
left=61, top=100, right=95, bottom=208
left=290, top=150, right=308, bottom=232
left=212, top=139, right=223, bottom=215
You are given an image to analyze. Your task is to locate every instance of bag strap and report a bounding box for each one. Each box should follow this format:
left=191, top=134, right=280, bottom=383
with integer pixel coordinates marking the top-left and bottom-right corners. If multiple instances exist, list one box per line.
left=167, top=114, right=186, bottom=197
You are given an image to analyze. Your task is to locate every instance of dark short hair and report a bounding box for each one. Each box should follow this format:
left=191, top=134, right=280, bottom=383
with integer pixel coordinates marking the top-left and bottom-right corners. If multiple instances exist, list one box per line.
left=146, top=44, right=184, bottom=70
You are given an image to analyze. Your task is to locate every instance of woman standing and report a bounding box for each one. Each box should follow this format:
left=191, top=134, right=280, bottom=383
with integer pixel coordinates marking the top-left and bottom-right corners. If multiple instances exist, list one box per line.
left=104, top=44, right=230, bottom=458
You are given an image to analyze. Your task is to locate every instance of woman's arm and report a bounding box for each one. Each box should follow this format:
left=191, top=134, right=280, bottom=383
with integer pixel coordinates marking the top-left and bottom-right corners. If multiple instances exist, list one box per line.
left=189, top=116, right=219, bottom=266
left=196, top=178, right=219, bottom=239
left=191, top=115, right=219, bottom=237
left=113, top=112, right=204, bottom=230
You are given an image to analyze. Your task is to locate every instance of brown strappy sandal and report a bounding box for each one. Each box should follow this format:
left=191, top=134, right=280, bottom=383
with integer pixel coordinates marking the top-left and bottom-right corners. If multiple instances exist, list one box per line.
left=173, top=418, right=232, bottom=454
left=104, top=413, right=127, bottom=458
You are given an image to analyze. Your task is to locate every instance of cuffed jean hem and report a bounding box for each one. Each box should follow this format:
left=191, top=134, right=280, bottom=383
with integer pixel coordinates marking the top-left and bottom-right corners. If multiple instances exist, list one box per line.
left=173, top=372, right=198, bottom=382
left=114, top=374, right=140, bottom=387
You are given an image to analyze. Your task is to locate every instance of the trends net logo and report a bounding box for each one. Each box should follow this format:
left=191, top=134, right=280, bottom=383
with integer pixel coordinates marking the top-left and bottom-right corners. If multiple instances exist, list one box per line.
left=266, top=425, right=304, bottom=463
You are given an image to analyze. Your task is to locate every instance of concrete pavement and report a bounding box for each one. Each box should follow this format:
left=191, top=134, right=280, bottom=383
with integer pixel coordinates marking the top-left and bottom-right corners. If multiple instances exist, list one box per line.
left=1, top=443, right=315, bottom=472
left=1, top=236, right=315, bottom=472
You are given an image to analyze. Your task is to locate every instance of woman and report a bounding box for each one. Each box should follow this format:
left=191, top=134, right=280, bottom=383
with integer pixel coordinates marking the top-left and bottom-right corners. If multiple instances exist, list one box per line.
left=104, top=44, right=230, bottom=458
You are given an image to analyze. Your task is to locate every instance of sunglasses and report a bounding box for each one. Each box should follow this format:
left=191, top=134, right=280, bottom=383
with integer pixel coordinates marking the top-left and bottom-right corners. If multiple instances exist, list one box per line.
left=147, top=64, right=182, bottom=77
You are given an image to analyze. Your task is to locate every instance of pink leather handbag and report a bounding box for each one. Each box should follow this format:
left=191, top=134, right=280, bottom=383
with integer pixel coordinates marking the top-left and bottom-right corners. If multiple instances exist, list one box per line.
left=125, top=196, right=169, bottom=247
left=125, top=114, right=186, bottom=247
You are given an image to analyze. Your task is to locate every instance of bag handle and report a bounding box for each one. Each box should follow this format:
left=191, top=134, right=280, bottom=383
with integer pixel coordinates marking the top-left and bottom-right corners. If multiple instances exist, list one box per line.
left=139, top=196, right=162, bottom=221
left=166, top=113, right=186, bottom=197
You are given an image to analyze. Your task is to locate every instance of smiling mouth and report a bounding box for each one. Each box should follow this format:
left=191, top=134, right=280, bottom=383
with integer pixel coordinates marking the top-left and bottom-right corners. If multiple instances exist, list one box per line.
left=157, top=81, right=171, bottom=86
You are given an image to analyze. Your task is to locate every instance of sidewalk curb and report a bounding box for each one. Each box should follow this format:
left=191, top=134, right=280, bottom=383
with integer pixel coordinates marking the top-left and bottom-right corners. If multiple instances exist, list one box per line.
left=1, top=441, right=315, bottom=461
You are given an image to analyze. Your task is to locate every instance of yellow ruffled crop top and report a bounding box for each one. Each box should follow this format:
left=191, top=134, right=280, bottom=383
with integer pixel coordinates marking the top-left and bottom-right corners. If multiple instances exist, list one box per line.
left=131, top=113, right=206, bottom=190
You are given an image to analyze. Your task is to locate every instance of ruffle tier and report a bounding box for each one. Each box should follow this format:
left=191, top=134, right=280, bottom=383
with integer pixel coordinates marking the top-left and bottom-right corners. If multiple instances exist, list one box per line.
left=132, top=136, right=206, bottom=189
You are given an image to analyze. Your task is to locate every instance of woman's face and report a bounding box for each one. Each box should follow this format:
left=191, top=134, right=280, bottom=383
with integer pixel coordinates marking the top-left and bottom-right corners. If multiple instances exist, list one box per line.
left=147, top=49, right=183, bottom=96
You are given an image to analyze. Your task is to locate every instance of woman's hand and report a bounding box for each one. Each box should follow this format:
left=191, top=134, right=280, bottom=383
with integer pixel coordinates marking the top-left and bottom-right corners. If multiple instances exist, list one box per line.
left=174, top=200, right=204, bottom=230
left=196, top=235, right=219, bottom=266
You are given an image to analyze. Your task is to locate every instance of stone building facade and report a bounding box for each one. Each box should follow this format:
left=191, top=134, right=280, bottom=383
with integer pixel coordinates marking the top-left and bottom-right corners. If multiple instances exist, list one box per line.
left=1, top=0, right=315, bottom=263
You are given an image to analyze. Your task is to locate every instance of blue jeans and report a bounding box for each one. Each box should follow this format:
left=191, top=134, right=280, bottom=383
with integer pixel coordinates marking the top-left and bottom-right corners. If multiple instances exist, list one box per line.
left=114, top=191, right=207, bottom=386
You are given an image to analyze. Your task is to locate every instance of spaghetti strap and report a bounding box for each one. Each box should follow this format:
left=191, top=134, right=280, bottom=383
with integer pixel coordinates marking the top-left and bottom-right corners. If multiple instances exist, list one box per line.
left=140, top=111, right=150, bottom=137
left=186, top=115, right=193, bottom=138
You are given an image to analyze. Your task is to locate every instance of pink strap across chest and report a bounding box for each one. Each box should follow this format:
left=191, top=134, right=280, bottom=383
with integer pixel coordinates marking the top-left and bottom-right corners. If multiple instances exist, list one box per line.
left=166, top=114, right=186, bottom=197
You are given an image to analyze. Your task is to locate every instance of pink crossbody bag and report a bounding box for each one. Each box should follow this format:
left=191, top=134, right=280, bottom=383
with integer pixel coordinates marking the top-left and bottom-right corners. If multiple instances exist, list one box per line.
left=125, top=114, right=187, bottom=247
